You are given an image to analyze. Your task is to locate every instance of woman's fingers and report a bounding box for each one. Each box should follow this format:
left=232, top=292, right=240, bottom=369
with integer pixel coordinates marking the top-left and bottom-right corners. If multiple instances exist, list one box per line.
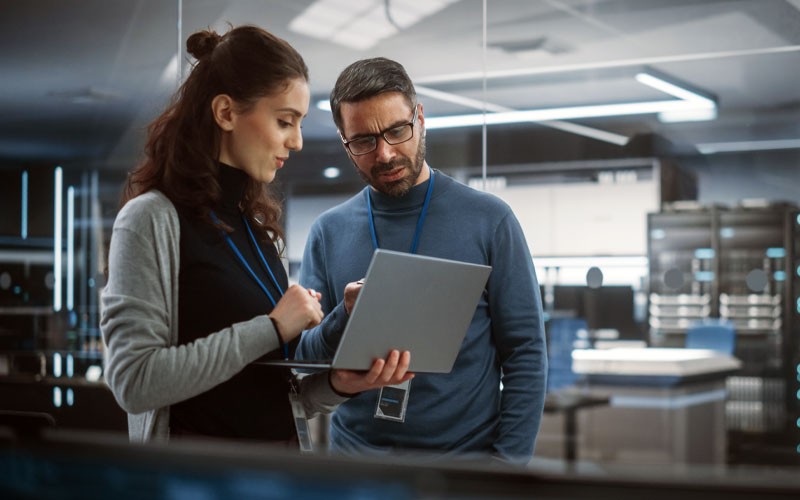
left=271, top=285, right=326, bottom=339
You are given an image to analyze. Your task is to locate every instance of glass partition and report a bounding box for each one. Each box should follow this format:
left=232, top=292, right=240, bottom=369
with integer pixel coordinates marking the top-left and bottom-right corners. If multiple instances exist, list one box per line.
left=0, top=0, right=799, bottom=486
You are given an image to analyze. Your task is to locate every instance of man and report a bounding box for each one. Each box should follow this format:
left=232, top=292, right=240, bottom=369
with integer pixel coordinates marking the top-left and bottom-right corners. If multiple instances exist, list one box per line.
left=297, top=57, right=546, bottom=464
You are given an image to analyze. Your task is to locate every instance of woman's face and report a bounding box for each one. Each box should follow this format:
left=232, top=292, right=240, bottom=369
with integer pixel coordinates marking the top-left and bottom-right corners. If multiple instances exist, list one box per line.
left=218, top=77, right=310, bottom=183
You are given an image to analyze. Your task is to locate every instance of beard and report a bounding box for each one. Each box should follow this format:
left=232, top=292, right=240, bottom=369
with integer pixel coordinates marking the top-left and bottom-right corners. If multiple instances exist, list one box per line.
left=354, top=133, right=427, bottom=198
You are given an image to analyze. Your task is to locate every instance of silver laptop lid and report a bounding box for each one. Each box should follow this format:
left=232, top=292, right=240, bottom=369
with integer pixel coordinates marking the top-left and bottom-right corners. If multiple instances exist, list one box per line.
left=331, top=249, right=491, bottom=373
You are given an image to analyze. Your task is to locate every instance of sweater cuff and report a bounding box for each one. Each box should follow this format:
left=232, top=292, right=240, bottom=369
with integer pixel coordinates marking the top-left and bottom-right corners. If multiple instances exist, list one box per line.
left=328, top=370, right=361, bottom=398
left=321, top=301, right=350, bottom=348
left=268, top=316, right=287, bottom=358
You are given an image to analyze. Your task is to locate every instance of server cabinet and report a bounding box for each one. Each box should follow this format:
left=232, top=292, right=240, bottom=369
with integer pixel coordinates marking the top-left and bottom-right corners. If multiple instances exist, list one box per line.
left=647, top=203, right=799, bottom=464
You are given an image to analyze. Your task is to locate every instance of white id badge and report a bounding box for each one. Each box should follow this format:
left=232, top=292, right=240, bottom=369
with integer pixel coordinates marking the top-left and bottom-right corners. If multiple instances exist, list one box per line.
left=288, top=392, right=313, bottom=453
left=374, top=379, right=411, bottom=422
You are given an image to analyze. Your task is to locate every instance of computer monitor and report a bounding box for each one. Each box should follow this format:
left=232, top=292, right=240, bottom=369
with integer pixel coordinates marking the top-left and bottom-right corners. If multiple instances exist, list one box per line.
left=583, top=285, right=638, bottom=339
left=552, top=285, right=587, bottom=318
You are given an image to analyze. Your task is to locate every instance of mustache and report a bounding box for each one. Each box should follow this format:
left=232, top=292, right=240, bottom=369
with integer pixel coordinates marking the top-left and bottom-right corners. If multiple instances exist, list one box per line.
left=371, top=158, right=411, bottom=176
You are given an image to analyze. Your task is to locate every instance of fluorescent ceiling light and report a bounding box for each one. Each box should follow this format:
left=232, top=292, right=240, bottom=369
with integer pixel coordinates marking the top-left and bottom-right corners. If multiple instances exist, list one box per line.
left=425, top=99, right=710, bottom=129
left=290, top=0, right=460, bottom=51
left=635, top=72, right=716, bottom=123
left=423, top=72, right=717, bottom=130
left=316, top=92, right=631, bottom=145
left=635, top=72, right=712, bottom=104
left=696, top=138, right=800, bottom=154
left=414, top=85, right=630, bottom=146
left=657, top=107, right=717, bottom=123
left=539, top=120, right=630, bottom=145
left=317, top=72, right=715, bottom=133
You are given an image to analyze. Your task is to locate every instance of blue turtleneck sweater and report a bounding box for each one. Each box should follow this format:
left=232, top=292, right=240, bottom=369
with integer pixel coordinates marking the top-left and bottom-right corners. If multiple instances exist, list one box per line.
left=297, top=169, right=546, bottom=464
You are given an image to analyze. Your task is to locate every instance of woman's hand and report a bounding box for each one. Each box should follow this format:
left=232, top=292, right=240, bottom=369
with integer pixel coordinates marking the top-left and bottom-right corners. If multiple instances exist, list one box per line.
left=330, top=350, right=414, bottom=395
left=269, top=284, right=323, bottom=343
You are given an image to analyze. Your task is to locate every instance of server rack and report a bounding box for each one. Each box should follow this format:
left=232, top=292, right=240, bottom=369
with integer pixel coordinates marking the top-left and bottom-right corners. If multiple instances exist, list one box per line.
left=647, top=203, right=799, bottom=464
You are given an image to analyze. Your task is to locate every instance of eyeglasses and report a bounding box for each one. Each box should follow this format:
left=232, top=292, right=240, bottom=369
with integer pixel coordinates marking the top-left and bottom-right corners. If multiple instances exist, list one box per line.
left=340, top=106, right=418, bottom=156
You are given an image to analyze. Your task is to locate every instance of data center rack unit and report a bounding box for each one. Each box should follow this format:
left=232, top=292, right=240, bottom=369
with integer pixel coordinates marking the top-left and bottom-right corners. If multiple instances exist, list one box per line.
left=647, top=202, right=799, bottom=464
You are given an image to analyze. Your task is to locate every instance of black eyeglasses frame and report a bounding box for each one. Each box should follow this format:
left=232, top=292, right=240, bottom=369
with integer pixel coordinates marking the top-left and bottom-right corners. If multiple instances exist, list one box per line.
left=339, top=105, right=419, bottom=156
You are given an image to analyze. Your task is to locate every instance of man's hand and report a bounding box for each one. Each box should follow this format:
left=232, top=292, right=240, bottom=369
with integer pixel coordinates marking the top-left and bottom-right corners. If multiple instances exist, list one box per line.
left=343, top=279, right=365, bottom=315
left=330, top=350, right=413, bottom=395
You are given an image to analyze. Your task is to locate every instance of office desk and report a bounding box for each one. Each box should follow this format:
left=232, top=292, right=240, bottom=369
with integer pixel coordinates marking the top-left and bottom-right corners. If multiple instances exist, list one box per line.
left=570, top=348, right=741, bottom=465
left=544, top=390, right=610, bottom=461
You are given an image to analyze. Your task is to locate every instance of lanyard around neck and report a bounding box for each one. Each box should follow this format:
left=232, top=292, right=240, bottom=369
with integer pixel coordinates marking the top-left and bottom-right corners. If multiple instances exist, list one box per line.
left=366, top=166, right=435, bottom=253
left=211, top=210, right=287, bottom=359
left=210, top=210, right=285, bottom=307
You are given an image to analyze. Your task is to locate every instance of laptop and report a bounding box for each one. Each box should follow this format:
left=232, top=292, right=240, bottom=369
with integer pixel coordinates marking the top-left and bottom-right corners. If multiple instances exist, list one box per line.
left=259, top=249, right=491, bottom=373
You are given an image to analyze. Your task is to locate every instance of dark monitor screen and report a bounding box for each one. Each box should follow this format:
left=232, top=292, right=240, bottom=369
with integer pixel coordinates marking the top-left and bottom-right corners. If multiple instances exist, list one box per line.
left=583, top=285, right=637, bottom=338
left=552, top=285, right=586, bottom=318
left=20, top=167, right=55, bottom=239
left=0, top=171, right=22, bottom=238
left=552, top=285, right=638, bottom=339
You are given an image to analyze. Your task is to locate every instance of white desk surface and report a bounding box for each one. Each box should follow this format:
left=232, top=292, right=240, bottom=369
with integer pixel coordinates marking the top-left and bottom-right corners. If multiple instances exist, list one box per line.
left=571, top=348, right=742, bottom=377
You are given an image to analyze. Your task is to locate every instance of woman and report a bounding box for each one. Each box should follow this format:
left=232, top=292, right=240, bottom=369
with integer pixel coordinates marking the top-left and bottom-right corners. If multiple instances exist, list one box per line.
left=100, top=25, right=412, bottom=446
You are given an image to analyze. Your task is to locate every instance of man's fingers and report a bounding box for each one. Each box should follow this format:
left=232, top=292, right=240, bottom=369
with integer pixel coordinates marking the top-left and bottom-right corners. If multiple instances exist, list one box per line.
left=378, top=350, right=401, bottom=383
left=392, top=350, right=411, bottom=380
left=365, top=358, right=386, bottom=385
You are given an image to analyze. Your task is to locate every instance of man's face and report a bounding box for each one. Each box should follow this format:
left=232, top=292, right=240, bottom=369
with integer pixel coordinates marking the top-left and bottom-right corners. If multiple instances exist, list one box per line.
left=338, top=92, right=427, bottom=197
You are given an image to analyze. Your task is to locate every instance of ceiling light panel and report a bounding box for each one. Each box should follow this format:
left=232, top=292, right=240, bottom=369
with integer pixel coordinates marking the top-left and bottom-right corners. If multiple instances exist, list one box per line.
left=635, top=72, right=714, bottom=105
left=696, top=139, right=800, bottom=154
left=393, top=0, right=458, bottom=22
left=659, top=108, right=717, bottom=123
left=287, top=3, right=343, bottom=39
left=290, top=0, right=460, bottom=50
left=422, top=71, right=717, bottom=129
left=345, top=9, right=399, bottom=39
left=442, top=77, right=658, bottom=110
left=424, top=100, right=699, bottom=129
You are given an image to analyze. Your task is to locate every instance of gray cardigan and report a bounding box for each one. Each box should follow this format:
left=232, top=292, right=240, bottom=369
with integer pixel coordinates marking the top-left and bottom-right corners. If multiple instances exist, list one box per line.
left=100, top=190, right=345, bottom=443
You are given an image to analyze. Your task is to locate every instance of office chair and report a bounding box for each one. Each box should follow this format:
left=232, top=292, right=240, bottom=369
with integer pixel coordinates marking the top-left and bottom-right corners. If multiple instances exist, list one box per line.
left=546, top=318, right=588, bottom=391
left=685, top=319, right=736, bottom=355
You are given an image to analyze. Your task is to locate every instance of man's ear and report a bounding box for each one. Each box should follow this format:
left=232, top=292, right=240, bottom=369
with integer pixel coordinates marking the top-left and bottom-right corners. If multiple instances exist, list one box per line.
left=416, top=102, right=425, bottom=137
left=211, top=94, right=235, bottom=131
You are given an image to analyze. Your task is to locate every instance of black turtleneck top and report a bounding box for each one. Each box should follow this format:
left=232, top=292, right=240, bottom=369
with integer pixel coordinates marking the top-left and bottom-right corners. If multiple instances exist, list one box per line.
left=169, top=163, right=297, bottom=442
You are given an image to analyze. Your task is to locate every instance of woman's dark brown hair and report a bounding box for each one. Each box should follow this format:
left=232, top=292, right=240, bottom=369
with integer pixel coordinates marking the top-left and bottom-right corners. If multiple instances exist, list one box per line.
left=119, top=24, right=308, bottom=244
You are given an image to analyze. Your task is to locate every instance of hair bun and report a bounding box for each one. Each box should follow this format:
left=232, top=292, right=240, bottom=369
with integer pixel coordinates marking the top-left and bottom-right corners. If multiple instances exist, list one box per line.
left=186, top=30, right=222, bottom=59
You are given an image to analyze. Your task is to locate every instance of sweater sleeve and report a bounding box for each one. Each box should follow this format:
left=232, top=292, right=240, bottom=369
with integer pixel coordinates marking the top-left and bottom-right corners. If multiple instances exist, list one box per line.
left=297, top=371, right=349, bottom=418
left=488, top=211, right=548, bottom=463
left=295, top=221, right=350, bottom=361
left=100, top=196, right=282, bottom=415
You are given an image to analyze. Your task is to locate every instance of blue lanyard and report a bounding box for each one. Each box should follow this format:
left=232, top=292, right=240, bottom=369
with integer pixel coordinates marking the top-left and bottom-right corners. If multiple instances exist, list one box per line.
left=210, top=210, right=288, bottom=358
left=366, top=166, right=435, bottom=253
